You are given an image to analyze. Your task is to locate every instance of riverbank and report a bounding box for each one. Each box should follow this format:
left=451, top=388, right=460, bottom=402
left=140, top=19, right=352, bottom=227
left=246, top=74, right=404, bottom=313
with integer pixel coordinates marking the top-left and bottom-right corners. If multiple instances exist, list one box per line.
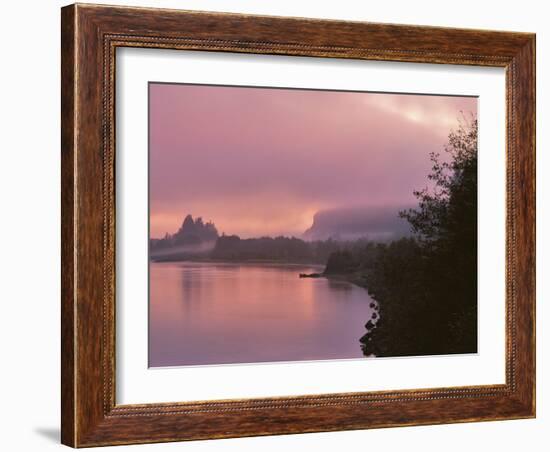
left=151, top=257, right=326, bottom=269
left=322, top=271, right=370, bottom=291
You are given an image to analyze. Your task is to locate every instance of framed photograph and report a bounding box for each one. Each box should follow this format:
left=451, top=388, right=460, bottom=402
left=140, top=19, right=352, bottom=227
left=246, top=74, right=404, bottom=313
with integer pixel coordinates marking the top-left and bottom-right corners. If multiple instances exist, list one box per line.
left=61, top=3, right=535, bottom=447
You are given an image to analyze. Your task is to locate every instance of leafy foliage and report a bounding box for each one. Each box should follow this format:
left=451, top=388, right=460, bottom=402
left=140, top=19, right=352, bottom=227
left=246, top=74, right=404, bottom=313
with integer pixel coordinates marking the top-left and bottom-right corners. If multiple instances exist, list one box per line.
left=363, top=117, right=478, bottom=356
left=325, top=118, right=478, bottom=357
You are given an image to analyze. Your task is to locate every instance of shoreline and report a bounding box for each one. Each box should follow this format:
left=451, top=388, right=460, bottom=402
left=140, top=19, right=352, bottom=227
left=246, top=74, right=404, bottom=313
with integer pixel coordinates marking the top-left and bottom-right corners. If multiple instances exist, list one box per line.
left=323, top=272, right=369, bottom=290
left=150, top=258, right=326, bottom=269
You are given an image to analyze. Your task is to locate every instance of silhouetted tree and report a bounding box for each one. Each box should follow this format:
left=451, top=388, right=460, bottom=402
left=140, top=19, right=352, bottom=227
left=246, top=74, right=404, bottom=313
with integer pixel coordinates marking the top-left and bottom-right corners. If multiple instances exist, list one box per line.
left=150, top=214, right=219, bottom=255
left=401, top=117, right=477, bottom=254
left=338, top=118, right=478, bottom=357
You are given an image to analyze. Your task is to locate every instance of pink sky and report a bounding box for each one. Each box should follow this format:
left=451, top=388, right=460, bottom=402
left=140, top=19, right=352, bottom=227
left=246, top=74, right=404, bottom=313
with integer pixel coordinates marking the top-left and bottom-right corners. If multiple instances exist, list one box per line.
left=149, top=83, right=476, bottom=239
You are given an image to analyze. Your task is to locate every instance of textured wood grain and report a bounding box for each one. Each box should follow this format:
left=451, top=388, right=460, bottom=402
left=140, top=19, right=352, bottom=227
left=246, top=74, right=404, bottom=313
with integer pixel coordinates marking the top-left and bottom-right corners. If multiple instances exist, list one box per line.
left=61, top=3, right=536, bottom=447
left=60, top=5, right=76, bottom=447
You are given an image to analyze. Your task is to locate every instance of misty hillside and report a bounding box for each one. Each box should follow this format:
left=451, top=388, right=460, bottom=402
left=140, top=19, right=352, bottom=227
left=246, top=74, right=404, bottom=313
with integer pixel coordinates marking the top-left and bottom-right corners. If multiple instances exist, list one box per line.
left=172, top=214, right=218, bottom=245
left=149, top=209, right=413, bottom=262
left=150, top=215, right=218, bottom=260
left=303, top=206, right=412, bottom=241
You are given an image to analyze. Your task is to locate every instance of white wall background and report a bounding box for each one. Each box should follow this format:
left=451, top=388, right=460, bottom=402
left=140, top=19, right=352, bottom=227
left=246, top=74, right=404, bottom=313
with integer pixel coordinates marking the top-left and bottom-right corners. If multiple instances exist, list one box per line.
left=0, top=1, right=545, bottom=450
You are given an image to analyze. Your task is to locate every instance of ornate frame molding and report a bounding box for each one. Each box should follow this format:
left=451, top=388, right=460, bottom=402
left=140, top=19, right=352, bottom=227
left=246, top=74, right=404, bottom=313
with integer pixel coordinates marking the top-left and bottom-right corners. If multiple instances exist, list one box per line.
left=61, top=4, right=535, bottom=447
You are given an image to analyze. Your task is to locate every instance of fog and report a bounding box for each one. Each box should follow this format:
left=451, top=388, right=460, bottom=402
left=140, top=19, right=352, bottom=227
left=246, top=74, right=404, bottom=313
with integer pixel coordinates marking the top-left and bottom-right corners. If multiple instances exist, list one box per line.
left=149, top=83, right=476, bottom=238
left=149, top=240, right=216, bottom=260
left=303, top=205, right=413, bottom=241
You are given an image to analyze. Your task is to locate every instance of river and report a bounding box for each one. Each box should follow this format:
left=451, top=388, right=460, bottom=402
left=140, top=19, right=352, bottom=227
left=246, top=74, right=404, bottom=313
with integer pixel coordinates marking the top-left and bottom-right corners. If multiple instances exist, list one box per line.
left=149, top=261, right=374, bottom=367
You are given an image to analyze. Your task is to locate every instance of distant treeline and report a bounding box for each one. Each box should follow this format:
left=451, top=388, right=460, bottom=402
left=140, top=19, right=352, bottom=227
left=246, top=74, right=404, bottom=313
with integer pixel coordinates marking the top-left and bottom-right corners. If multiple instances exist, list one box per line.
left=150, top=214, right=375, bottom=264
left=324, top=118, right=478, bottom=358
left=211, top=235, right=370, bottom=264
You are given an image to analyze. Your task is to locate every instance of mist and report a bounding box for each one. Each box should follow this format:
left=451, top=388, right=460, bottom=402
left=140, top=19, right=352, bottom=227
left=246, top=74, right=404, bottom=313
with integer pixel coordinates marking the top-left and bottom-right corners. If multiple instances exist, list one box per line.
left=303, top=205, right=413, bottom=241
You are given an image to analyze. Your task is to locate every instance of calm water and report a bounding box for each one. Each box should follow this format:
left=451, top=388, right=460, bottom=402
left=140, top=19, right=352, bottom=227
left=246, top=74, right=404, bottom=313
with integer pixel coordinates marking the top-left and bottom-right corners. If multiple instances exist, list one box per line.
left=149, top=262, right=374, bottom=367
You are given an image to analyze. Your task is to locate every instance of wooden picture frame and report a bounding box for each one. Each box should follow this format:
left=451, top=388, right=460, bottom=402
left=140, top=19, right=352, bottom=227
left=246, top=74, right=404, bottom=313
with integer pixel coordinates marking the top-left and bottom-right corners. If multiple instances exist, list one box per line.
left=61, top=3, right=535, bottom=447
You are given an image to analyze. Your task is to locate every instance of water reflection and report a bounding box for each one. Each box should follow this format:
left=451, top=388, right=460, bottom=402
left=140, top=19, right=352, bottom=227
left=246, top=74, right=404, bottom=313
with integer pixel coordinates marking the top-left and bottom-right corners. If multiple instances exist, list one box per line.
left=326, top=279, right=354, bottom=292
left=149, top=262, right=374, bottom=367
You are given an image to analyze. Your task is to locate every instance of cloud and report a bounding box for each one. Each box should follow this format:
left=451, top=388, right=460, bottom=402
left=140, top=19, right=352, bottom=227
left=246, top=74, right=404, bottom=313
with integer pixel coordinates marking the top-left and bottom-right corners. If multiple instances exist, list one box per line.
left=149, top=83, right=477, bottom=238
left=363, top=93, right=476, bottom=132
